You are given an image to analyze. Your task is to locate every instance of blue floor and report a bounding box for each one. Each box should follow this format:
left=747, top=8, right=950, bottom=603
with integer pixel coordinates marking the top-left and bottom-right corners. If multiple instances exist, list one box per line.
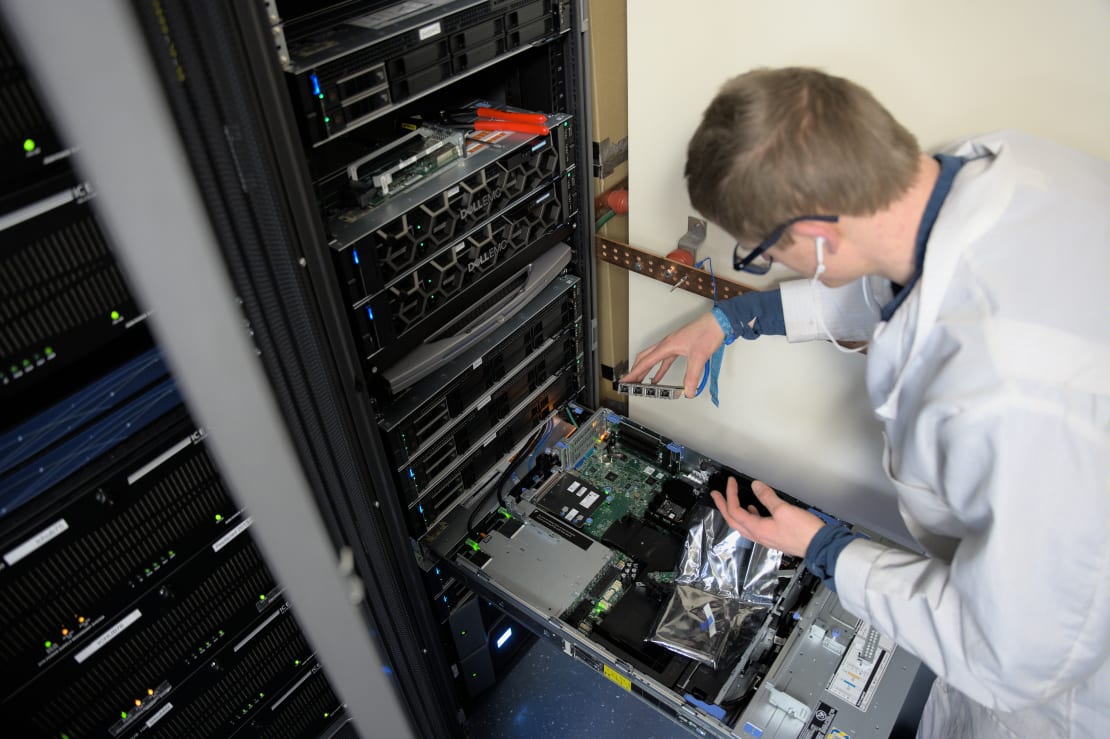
left=465, top=637, right=694, bottom=738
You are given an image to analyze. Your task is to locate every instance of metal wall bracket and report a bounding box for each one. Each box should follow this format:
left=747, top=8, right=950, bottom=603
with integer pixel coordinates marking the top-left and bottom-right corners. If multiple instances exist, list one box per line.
left=592, top=136, right=628, bottom=178
left=675, top=216, right=706, bottom=258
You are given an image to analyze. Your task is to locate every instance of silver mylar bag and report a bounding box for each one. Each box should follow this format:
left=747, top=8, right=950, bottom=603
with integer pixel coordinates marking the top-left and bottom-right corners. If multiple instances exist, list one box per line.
left=674, top=504, right=782, bottom=605
left=649, top=504, right=782, bottom=666
left=648, top=583, right=769, bottom=668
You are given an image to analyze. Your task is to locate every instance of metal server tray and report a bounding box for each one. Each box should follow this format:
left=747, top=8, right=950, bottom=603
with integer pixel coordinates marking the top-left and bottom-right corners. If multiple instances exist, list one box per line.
left=430, top=410, right=929, bottom=739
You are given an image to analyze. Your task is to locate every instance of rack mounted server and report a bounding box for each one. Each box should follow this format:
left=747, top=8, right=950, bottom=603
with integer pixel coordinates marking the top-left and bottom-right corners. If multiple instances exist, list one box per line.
left=0, top=18, right=351, bottom=739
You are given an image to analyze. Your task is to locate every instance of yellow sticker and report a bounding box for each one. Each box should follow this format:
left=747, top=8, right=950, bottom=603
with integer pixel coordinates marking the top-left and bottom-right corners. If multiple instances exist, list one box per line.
left=603, top=665, right=632, bottom=692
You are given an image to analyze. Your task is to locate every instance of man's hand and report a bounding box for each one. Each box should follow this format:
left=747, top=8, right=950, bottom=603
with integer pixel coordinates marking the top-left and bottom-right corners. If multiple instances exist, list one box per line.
left=620, top=312, right=724, bottom=398
left=710, top=477, right=825, bottom=558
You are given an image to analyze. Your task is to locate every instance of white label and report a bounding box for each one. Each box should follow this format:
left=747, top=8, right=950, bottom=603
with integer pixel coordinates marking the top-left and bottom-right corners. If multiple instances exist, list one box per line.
left=418, top=21, right=442, bottom=40
left=145, top=703, right=174, bottom=728
left=826, top=627, right=896, bottom=711
left=4, top=519, right=69, bottom=566
left=271, top=665, right=320, bottom=711
left=454, top=242, right=466, bottom=252
left=347, top=1, right=434, bottom=29
left=446, top=186, right=460, bottom=198
left=235, top=608, right=283, bottom=652
left=703, top=604, right=716, bottom=637
left=471, top=357, right=483, bottom=370
left=643, top=466, right=655, bottom=476
left=565, top=508, right=579, bottom=521
left=75, top=609, right=142, bottom=663
left=212, top=517, right=253, bottom=552
left=580, top=492, right=600, bottom=509
left=128, top=436, right=193, bottom=485
left=567, top=481, right=581, bottom=494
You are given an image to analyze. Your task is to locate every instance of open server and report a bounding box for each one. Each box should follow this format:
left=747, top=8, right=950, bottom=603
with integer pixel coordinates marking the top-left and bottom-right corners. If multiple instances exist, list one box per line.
left=1, top=1, right=929, bottom=737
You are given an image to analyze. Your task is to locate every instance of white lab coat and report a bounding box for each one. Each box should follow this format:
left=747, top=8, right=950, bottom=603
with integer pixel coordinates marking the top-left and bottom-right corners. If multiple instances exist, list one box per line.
left=780, top=131, right=1110, bottom=738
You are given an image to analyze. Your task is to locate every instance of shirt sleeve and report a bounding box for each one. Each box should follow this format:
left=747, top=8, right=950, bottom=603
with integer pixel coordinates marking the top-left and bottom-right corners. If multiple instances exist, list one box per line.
left=780, top=277, right=890, bottom=342
left=714, top=290, right=786, bottom=340
left=833, top=396, right=1110, bottom=712
left=803, top=523, right=859, bottom=592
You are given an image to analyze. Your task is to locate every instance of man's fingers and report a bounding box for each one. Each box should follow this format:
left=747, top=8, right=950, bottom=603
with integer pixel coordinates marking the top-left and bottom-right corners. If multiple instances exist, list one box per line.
left=683, top=358, right=706, bottom=397
left=652, top=356, right=677, bottom=385
left=750, top=480, right=782, bottom=511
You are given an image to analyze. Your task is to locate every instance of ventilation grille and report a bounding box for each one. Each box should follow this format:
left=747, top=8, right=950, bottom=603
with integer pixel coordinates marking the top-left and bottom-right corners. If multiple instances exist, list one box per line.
left=257, top=670, right=341, bottom=739
left=0, top=214, right=131, bottom=357
left=30, top=540, right=274, bottom=737
left=144, top=615, right=308, bottom=739
left=0, top=451, right=228, bottom=667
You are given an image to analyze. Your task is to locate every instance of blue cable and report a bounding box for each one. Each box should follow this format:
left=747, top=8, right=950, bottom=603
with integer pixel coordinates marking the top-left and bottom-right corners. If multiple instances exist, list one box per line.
left=690, top=257, right=721, bottom=403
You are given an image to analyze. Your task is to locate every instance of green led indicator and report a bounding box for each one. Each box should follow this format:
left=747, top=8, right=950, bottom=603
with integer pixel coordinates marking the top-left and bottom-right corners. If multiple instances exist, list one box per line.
left=45, top=346, right=54, bottom=355
left=563, top=121, right=569, bottom=127
left=259, top=594, right=266, bottom=601
left=110, top=310, right=121, bottom=321
left=460, top=630, right=467, bottom=636
left=471, top=672, right=477, bottom=678
left=324, top=712, right=330, bottom=718
left=45, top=641, right=53, bottom=648
left=295, top=659, right=301, bottom=666
left=317, top=93, right=324, bottom=99
left=214, top=514, right=223, bottom=522
left=23, top=359, right=31, bottom=367
left=259, top=692, right=264, bottom=698
left=24, top=138, right=36, bottom=152
left=324, top=116, right=331, bottom=123
left=120, top=712, right=128, bottom=720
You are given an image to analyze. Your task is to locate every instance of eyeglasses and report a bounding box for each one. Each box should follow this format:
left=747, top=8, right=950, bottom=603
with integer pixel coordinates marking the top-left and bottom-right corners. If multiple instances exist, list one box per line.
left=732, top=214, right=839, bottom=274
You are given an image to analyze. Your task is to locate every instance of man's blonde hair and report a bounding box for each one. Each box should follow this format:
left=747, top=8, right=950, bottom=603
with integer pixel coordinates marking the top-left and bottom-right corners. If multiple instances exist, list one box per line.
left=685, top=67, right=920, bottom=248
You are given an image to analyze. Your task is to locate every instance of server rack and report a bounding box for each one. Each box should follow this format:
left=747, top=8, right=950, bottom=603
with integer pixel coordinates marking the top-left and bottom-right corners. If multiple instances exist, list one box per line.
left=6, top=0, right=596, bottom=735
left=7, top=2, right=930, bottom=737
left=0, top=9, right=416, bottom=737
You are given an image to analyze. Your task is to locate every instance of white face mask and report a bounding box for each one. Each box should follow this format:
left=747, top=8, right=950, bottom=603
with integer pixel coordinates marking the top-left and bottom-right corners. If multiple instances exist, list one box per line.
left=811, top=237, right=866, bottom=354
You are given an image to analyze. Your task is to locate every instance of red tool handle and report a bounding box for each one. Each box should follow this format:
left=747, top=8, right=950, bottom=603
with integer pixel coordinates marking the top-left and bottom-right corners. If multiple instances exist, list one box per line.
left=473, top=120, right=550, bottom=136
left=476, top=107, right=548, bottom=124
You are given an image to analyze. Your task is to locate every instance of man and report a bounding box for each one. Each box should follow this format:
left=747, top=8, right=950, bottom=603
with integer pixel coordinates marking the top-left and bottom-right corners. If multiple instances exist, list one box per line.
left=622, top=67, right=1110, bottom=737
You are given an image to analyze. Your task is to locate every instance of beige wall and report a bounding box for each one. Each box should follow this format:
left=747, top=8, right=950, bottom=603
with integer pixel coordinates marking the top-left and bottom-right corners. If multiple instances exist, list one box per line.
left=588, top=0, right=630, bottom=407
left=625, top=0, right=1110, bottom=543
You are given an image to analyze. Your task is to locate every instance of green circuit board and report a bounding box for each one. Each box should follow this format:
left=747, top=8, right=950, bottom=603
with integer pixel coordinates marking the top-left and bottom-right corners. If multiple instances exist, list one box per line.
left=571, top=550, right=635, bottom=634
left=574, top=449, right=669, bottom=541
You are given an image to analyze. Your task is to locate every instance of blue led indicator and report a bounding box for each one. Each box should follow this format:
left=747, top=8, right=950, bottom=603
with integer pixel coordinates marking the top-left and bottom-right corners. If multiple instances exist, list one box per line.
left=434, top=567, right=441, bottom=575
left=366, top=306, right=374, bottom=320
left=496, top=627, right=513, bottom=648
left=383, top=666, right=393, bottom=676
left=418, top=505, right=424, bottom=514
left=443, top=595, right=448, bottom=603
left=310, top=73, right=321, bottom=97
left=408, top=468, right=415, bottom=478
left=352, top=250, right=360, bottom=265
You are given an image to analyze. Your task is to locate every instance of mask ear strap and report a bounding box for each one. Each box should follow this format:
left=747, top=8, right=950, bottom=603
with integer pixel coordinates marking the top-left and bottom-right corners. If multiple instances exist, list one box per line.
left=814, top=237, right=826, bottom=279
